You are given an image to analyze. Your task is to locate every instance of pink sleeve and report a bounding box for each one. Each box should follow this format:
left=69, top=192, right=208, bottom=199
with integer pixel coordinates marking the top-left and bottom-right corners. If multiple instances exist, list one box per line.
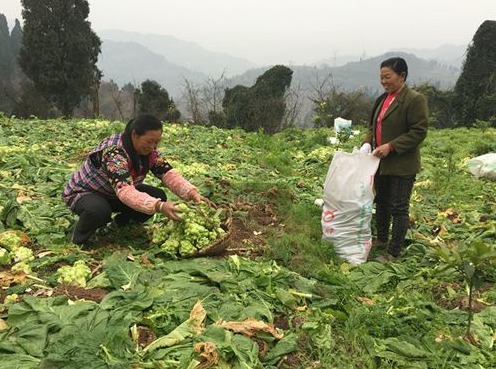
left=117, top=185, right=160, bottom=215
left=162, top=169, right=197, bottom=199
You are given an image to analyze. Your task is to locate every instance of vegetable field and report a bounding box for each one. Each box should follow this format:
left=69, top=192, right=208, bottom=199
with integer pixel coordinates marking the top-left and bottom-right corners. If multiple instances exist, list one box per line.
left=0, top=116, right=495, bottom=368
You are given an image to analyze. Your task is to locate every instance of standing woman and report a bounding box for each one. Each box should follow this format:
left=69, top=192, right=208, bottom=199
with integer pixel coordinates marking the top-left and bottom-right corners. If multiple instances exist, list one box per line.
left=361, top=57, right=428, bottom=261
left=62, top=114, right=212, bottom=246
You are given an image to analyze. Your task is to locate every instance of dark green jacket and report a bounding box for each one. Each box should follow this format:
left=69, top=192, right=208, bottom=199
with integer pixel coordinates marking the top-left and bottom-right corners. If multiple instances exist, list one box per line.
left=364, top=85, right=429, bottom=176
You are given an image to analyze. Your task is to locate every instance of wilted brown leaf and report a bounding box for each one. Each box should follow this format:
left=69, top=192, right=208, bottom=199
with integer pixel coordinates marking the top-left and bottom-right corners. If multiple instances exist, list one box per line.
left=214, top=317, right=283, bottom=339
left=194, top=341, right=219, bottom=368
left=0, top=271, right=28, bottom=287
left=357, top=296, right=375, bottom=306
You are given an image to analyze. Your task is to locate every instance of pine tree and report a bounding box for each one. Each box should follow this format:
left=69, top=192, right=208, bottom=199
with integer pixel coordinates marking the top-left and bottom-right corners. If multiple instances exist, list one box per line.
left=136, top=80, right=181, bottom=122
left=0, top=14, right=15, bottom=78
left=223, top=65, right=293, bottom=133
left=453, top=20, right=496, bottom=126
left=19, top=0, right=101, bottom=117
left=10, top=19, right=23, bottom=58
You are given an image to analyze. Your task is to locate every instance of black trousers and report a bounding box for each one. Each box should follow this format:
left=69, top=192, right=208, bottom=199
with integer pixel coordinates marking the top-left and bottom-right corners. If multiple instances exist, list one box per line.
left=374, top=174, right=415, bottom=257
left=72, top=184, right=167, bottom=244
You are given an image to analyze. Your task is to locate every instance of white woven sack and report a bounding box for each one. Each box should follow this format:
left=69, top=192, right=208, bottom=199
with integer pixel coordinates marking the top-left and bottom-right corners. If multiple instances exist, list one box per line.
left=321, top=150, right=380, bottom=265
left=467, top=153, right=496, bottom=181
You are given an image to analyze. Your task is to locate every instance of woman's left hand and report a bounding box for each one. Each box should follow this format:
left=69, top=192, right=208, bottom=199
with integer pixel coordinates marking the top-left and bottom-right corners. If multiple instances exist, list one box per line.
left=188, top=190, right=216, bottom=207
left=372, top=143, right=393, bottom=159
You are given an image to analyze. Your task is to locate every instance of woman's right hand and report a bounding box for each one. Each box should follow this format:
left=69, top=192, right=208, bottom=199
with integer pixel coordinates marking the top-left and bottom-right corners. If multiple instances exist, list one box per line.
left=157, top=201, right=183, bottom=221
left=359, top=143, right=372, bottom=154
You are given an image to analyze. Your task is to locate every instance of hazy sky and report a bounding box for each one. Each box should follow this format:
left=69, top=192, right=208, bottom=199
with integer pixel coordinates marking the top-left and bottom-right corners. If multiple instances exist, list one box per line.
left=1, top=0, right=495, bottom=65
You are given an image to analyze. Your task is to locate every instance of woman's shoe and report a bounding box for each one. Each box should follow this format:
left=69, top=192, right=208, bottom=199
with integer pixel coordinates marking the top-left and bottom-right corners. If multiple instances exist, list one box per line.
left=374, top=253, right=397, bottom=263
left=372, top=238, right=389, bottom=248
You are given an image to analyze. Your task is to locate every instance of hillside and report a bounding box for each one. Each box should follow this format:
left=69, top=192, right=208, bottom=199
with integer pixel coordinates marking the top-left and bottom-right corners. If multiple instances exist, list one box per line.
left=229, top=52, right=460, bottom=94
left=98, top=40, right=208, bottom=95
left=395, top=44, right=468, bottom=69
left=317, top=44, right=468, bottom=69
left=224, top=52, right=460, bottom=126
left=96, top=30, right=460, bottom=97
left=99, top=29, right=258, bottom=77
left=0, top=117, right=495, bottom=368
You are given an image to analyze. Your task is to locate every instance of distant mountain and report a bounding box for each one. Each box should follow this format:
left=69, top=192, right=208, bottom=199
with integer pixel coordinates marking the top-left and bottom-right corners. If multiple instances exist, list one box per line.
left=227, top=52, right=460, bottom=126
left=99, top=29, right=258, bottom=77
left=327, top=51, right=460, bottom=91
left=316, top=54, right=368, bottom=68
left=98, top=40, right=207, bottom=96
left=95, top=31, right=461, bottom=127
left=96, top=29, right=462, bottom=97
left=316, top=45, right=468, bottom=70
left=229, top=52, right=460, bottom=94
left=391, top=44, right=468, bottom=69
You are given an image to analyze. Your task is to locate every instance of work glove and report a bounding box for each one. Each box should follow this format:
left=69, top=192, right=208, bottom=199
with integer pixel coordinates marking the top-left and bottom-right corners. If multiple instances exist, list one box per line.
left=359, top=143, right=372, bottom=154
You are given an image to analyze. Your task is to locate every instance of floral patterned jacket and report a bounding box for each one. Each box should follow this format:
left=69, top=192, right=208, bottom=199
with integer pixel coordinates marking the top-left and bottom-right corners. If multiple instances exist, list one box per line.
left=62, top=133, right=196, bottom=214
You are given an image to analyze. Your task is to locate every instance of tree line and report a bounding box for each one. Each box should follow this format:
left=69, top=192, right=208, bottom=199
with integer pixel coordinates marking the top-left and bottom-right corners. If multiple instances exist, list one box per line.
left=0, top=1, right=495, bottom=131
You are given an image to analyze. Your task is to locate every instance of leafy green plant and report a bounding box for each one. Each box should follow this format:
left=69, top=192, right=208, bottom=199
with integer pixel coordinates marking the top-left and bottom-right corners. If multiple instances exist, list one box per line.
left=311, top=101, right=334, bottom=128
left=472, top=119, right=492, bottom=132
left=470, top=137, right=496, bottom=156
left=0, top=117, right=496, bottom=368
left=336, top=125, right=352, bottom=145
left=433, top=238, right=496, bottom=338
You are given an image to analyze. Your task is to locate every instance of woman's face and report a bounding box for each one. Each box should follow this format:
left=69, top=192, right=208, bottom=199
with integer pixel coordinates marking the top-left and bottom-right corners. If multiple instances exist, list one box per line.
left=131, top=129, right=162, bottom=155
left=380, top=67, right=405, bottom=94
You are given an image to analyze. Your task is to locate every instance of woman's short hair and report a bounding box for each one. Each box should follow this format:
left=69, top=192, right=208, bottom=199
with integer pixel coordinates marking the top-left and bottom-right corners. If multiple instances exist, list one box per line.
left=381, top=57, right=408, bottom=80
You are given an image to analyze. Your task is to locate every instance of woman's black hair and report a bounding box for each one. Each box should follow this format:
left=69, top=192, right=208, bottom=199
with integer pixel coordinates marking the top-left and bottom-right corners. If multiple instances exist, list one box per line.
left=381, top=57, right=408, bottom=81
left=124, top=114, right=163, bottom=137
left=122, top=114, right=163, bottom=174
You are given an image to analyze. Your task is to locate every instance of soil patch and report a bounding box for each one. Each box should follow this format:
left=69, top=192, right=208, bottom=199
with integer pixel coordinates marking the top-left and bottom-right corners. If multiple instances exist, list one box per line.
left=432, top=282, right=489, bottom=313
left=221, top=202, right=282, bottom=258
left=134, top=326, right=157, bottom=348
left=51, top=285, right=108, bottom=302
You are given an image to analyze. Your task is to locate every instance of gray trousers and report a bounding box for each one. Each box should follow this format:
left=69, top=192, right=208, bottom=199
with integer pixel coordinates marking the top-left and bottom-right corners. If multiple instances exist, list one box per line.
left=374, top=174, right=415, bottom=257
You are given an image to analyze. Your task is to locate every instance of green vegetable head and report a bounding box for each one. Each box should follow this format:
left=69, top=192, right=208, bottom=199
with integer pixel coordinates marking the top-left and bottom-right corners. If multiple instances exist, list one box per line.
left=11, top=262, right=32, bottom=274
left=0, top=231, right=24, bottom=251
left=0, top=247, right=11, bottom=265
left=56, top=260, right=91, bottom=287
left=12, top=246, right=35, bottom=263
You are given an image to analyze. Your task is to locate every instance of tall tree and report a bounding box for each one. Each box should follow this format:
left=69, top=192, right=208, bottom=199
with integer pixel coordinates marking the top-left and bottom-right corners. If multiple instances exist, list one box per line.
left=0, top=14, right=15, bottom=79
left=136, top=79, right=180, bottom=122
left=310, top=77, right=373, bottom=129
left=415, top=83, right=456, bottom=128
left=181, top=73, right=228, bottom=125
left=223, top=65, right=293, bottom=133
left=9, top=19, right=23, bottom=58
left=453, top=20, right=496, bottom=126
left=19, top=0, right=101, bottom=117
left=181, top=78, right=202, bottom=123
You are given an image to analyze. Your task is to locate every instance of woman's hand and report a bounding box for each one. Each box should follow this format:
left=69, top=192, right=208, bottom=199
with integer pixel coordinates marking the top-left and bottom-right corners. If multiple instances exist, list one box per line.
left=157, top=201, right=183, bottom=221
left=372, top=143, right=393, bottom=159
left=188, top=189, right=216, bottom=207
left=359, top=143, right=372, bottom=154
